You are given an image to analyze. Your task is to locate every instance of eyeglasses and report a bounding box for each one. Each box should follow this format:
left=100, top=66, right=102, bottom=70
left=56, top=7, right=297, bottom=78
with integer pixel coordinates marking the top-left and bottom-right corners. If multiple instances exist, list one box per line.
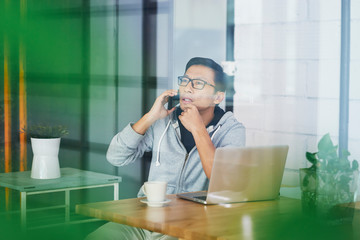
left=177, top=76, right=216, bottom=90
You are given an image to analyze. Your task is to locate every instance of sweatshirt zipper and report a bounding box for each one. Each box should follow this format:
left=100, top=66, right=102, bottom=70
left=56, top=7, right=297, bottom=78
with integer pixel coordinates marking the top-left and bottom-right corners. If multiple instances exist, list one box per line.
left=171, top=117, right=219, bottom=193
left=176, top=125, right=221, bottom=193
left=177, top=147, right=197, bottom=193
left=170, top=121, right=190, bottom=193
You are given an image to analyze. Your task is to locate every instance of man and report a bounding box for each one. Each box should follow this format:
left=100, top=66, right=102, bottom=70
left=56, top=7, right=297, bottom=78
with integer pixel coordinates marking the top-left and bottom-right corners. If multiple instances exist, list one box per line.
left=87, top=57, right=245, bottom=240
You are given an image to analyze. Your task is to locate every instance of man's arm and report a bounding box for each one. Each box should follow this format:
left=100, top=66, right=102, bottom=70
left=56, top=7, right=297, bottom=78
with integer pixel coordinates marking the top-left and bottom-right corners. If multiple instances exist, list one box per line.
left=106, top=123, right=153, bottom=166
left=191, top=127, right=216, bottom=179
left=107, top=89, right=178, bottom=166
left=132, top=90, right=178, bottom=135
left=178, top=105, right=215, bottom=178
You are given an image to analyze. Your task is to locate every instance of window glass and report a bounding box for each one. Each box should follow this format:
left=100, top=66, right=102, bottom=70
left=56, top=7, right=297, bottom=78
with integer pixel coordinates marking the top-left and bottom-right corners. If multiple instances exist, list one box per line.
left=234, top=0, right=343, bottom=186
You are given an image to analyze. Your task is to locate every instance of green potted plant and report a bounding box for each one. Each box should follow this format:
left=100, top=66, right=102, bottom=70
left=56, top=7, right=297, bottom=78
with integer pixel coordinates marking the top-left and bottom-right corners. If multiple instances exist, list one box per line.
left=25, top=124, right=69, bottom=139
left=23, top=123, right=69, bottom=179
left=300, top=133, right=359, bottom=223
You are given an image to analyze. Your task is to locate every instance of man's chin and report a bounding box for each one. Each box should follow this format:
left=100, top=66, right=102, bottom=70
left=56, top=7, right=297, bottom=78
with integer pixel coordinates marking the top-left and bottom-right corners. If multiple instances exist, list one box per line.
left=180, top=103, right=194, bottom=111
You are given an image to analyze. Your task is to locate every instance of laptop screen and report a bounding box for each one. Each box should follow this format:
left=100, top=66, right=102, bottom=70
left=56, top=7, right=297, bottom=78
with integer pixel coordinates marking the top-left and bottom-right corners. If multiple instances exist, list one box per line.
left=206, top=145, right=289, bottom=204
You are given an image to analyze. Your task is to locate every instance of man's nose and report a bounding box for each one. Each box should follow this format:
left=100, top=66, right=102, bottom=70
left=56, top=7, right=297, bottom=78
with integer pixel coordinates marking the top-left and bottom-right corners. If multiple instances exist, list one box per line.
left=184, top=81, right=193, bottom=92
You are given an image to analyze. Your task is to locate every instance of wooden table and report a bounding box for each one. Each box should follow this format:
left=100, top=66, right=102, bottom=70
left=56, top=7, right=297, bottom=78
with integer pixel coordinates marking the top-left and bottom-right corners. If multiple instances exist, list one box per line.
left=76, top=194, right=360, bottom=240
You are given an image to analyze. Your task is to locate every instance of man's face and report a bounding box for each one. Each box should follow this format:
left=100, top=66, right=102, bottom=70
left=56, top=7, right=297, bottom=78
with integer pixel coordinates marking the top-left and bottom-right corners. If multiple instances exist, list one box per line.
left=179, top=65, right=219, bottom=112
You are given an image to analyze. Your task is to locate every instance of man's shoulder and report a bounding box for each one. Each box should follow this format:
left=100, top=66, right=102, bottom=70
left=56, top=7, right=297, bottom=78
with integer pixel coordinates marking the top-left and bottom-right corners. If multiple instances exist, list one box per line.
left=219, top=111, right=245, bottom=128
left=214, top=112, right=246, bottom=146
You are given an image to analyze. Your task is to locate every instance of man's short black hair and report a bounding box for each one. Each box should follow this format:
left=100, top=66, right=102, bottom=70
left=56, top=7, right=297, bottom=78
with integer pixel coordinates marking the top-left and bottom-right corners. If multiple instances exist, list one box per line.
left=185, top=57, right=226, bottom=92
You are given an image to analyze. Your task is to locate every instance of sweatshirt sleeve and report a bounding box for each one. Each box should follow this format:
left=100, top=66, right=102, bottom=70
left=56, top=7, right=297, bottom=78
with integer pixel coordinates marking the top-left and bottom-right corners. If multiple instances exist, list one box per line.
left=106, top=123, right=153, bottom=166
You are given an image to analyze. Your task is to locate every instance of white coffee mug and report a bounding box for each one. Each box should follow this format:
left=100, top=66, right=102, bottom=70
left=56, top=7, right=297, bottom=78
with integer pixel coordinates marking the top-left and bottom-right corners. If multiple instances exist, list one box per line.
left=142, top=181, right=167, bottom=202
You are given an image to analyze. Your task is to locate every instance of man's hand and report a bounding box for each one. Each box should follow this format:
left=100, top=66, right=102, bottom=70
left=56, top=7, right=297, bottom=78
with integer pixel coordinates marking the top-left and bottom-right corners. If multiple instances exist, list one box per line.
left=132, top=90, right=177, bottom=135
left=178, top=104, right=205, bottom=133
left=147, top=90, right=178, bottom=122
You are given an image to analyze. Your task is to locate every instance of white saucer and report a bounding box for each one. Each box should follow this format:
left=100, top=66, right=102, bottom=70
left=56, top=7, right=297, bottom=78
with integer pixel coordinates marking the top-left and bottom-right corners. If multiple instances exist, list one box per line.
left=140, top=199, right=171, bottom=207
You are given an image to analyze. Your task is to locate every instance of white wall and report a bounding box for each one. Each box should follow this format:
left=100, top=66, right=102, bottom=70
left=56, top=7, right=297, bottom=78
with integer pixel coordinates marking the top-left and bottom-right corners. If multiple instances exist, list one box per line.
left=234, top=0, right=360, bottom=186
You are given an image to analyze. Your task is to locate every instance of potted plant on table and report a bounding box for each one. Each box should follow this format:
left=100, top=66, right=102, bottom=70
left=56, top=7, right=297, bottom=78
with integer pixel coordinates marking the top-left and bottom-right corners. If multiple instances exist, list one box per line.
left=300, top=133, right=359, bottom=224
left=24, top=124, right=69, bottom=179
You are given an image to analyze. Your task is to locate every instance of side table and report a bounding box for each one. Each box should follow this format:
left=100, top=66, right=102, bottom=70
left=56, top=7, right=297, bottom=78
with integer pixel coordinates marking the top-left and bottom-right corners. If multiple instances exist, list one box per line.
left=0, top=167, right=122, bottom=230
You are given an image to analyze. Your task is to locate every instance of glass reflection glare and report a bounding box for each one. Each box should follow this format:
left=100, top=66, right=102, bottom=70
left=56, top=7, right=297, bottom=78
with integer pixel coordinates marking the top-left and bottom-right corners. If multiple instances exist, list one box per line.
left=241, top=215, right=253, bottom=240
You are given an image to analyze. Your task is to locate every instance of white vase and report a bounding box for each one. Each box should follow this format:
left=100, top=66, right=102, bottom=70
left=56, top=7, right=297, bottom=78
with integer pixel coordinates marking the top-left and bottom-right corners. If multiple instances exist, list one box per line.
left=31, top=138, right=61, bottom=179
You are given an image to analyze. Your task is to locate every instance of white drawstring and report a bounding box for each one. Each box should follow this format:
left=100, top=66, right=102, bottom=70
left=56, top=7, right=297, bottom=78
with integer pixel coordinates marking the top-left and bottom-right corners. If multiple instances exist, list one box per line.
left=156, top=120, right=172, bottom=166
left=156, top=120, right=221, bottom=167
left=210, top=125, right=221, bottom=140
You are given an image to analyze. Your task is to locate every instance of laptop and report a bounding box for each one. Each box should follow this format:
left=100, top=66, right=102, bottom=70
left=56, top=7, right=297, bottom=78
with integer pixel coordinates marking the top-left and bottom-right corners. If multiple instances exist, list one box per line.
left=177, top=145, right=289, bottom=204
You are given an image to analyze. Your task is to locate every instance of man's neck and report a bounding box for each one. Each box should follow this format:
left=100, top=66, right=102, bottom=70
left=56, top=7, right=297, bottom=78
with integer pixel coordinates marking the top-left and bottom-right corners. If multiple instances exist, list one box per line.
left=199, top=106, right=215, bottom=127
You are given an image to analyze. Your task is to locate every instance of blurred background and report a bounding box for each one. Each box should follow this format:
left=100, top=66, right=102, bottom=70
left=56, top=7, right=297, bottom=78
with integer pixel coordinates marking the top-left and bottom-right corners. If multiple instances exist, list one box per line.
left=1, top=0, right=360, bottom=239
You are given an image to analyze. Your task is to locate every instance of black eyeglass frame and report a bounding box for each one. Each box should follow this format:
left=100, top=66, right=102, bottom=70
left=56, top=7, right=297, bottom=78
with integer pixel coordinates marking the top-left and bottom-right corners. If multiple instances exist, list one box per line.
left=177, top=76, right=216, bottom=90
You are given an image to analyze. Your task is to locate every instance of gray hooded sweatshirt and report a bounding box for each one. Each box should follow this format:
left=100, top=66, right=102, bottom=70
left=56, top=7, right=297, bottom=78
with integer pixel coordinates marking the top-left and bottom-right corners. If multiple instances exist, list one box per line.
left=106, top=108, right=245, bottom=197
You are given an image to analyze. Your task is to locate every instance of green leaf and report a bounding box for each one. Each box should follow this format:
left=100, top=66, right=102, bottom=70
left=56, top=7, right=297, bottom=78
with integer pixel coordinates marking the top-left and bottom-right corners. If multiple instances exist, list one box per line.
left=317, top=134, right=338, bottom=162
left=318, top=133, right=334, bottom=152
left=342, top=149, right=351, bottom=158
left=24, top=123, right=69, bottom=138
left=340, top=174, right=351, bottom=185
left=309, top=165, right=317, bottom=171
left=352, top=160, right=359, bottom=171
left=306, top=152, right=317, bottom=165
left=339, top=160, right=350, bottom=170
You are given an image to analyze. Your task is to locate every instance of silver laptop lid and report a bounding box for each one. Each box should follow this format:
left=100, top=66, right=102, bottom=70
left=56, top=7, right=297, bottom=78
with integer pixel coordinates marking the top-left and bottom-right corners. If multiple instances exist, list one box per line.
left=206, top=145, right=289, bottom=204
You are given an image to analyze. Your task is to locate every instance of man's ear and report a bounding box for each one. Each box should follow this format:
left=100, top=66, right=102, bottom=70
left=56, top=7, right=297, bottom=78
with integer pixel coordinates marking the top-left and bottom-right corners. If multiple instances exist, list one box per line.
left=213, top=91, right=225, bottom=105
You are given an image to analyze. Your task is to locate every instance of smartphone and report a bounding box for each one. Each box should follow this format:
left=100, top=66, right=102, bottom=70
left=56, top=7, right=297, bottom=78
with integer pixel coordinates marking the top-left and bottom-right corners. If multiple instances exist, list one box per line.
left=167, top=94, right=180, bottom=110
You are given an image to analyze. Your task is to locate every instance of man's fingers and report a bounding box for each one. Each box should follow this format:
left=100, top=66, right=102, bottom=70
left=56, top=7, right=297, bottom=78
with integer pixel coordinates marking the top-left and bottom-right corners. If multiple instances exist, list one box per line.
left=159, top=90, right=175, bottom=99
left=160, top=89, right=178, bottom=104
left=165, top=89, right=177, bottom=97
left=167, top=107, right=176, bottom=115
left=182, top=105, right=196, bottom=114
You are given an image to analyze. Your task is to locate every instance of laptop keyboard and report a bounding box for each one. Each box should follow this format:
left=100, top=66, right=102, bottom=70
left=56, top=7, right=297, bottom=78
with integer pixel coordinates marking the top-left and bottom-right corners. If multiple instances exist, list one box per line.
left=194, top=195, right=207, bottom=201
